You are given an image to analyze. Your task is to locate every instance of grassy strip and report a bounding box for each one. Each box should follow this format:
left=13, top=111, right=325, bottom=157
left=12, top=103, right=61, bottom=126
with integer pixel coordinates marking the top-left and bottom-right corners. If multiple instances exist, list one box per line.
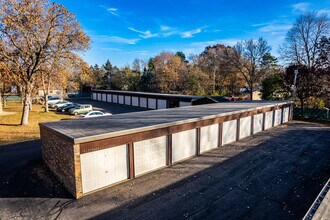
left=0, top=102, right=74, bottom=146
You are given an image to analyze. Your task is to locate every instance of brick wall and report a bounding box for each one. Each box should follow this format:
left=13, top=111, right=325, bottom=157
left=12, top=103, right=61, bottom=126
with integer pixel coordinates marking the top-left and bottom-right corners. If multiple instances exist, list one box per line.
left=40, top=127, right=77, bottom=197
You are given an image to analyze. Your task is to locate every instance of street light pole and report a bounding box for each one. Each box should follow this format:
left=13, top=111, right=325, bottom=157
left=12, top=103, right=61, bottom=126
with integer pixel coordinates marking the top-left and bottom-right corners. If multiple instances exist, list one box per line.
left=290, top=69, right=299, bottom=120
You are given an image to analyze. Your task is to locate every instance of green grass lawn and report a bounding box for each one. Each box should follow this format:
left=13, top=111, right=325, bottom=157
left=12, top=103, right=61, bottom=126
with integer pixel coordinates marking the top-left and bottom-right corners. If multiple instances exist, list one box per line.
left=0, top=102, right=74, bottom=145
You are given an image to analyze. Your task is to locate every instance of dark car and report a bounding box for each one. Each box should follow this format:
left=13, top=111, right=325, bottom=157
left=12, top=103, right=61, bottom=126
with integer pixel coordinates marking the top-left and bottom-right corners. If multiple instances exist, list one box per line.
left=57, top=103, right=79, bottom=113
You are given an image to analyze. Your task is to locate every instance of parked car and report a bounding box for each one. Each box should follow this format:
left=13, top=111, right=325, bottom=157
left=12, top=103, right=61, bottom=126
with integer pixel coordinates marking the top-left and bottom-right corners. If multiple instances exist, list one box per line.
left=47, top=97, right=63, bottom=106
left=57, top=103, right=79, bottom=113
left=79, top=111, right=112, bottom=118
left=52, top=101, right=72, bottom=109
left=68, top=104, right=93, bottom=115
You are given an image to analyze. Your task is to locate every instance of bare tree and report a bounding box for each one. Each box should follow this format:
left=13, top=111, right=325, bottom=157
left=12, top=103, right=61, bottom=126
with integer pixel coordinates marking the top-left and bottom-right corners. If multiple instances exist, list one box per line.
left=280, top=11, right=329, bottom=111
left=280, top=11, right=329, bottom=67
left=0, top=0, right=90, bottom=125
left=230, top=38, right=271, bottom=100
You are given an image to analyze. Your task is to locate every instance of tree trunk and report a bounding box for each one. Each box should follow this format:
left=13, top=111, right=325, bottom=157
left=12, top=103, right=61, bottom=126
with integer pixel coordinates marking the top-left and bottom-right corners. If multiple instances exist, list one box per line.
left=213, top=69, right=216, bottom=94
left=3, top=96, right=6, bottom=108
left=29, top=96, right=33, bottom=111
left=250, top=84, right=253, bottom=100
left=0, top=93, right=3, bottom=113
left=45, top=93, right=49, bottom=112
left=21, top=88, right=32, bottom=125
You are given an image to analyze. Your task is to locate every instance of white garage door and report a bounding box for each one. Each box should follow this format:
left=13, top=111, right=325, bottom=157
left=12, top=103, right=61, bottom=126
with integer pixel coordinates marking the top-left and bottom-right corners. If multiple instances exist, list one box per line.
left=274, top=109, right=282, bottom=126
left=118, top=95, right=124, bottom=104
left=265, top=111, right=273, bottom=130
left=239, top=116, right=251, bottom=139
left=172, top=129, right=197, bottom=163
left=134, top=136, right=167, bottom=176
left=283, top=107, right=289, bottom=123
left=107, top=94, right=112, bottom=102
left=253, top=113, right=263, bottom=134
left=113, top=95, right=118, bottom=103
left=200, top=124, right=219, bottom=153
left=148, top=98, right=157, bottom=109
left=125, top=96, right=131, bottom=105
left=222, top=120, right=237, bottom=145
left=157, top=99, right=167, bottom=109
left=102, top=94, right=106, bottom=102
left=132, top=97, right=139, bottom=106
left=140, top=98, right=147, bottom=108
left=80, top=145, right=128, bottom=194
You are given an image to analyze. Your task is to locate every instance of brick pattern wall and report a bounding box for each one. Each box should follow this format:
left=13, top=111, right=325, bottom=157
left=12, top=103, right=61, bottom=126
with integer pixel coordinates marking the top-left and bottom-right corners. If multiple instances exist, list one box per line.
left=40, top=128, right=76, bottom=197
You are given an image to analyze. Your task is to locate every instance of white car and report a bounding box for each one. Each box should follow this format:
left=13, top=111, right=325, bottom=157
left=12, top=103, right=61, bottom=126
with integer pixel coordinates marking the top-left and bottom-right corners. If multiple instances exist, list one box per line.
left=53, top=101, right=72, bottom=109
left=79, top=111, right=112, bottom=118
left=47, top=97, right=63, bottom=107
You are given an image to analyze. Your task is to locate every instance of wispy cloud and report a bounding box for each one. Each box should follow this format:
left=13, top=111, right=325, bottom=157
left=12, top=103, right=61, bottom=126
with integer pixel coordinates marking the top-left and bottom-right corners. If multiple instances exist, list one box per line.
left=107, top=7, right=119, bottom=16
left=251, top=22, right=272, bottom=27
left=180, top=28, right=202, bottom=38
left=291, top=2, right=310, bottom=13
left=258, top=24, right=292, bottom=33
left=128, top=27, right=158, bottom=39
left=160, top=25, right=170, bottom=31
left=101, top=48, right=122, bottom=51
left=93, top=35, right=139, bottom=44
left=318, top=9, right=330, bottom=16
left=127, top=25, right=204, bottom=39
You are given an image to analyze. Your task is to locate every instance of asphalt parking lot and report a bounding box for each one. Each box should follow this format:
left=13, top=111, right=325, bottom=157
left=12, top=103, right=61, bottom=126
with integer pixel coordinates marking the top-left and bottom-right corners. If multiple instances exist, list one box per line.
left=66, top=97, right=146, bottom=115
left=0, top=120, right=329, bottom=220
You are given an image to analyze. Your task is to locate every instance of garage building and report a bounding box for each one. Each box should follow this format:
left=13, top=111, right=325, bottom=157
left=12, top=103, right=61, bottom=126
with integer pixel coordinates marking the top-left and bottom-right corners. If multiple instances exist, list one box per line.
left=40, top=101, right=291, bottom=198
left=91, top=89, right=210, bottom=109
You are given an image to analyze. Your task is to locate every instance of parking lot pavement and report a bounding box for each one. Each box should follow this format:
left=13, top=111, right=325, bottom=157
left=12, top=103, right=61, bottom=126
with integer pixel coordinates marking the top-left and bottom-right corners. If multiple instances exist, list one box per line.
left=0, top=121, right=329, bottom=220
left=66, top=97, right=146, bottom=114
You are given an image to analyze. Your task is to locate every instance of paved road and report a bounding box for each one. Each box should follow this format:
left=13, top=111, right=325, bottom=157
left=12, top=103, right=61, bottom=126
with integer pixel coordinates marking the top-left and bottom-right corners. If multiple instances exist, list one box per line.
left=0, top=121, right=329, bottom=220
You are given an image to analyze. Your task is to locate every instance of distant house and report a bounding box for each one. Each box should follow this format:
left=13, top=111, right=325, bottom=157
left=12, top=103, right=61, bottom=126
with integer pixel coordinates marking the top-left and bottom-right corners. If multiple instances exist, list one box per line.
left=240, top=88, right=262, bottom=100
left=38, top=87, right=64, bottom=97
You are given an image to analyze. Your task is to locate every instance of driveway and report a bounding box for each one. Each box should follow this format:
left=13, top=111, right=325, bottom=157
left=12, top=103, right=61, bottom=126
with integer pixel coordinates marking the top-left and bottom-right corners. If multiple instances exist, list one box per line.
left=0, top=121, right=329, bottom=219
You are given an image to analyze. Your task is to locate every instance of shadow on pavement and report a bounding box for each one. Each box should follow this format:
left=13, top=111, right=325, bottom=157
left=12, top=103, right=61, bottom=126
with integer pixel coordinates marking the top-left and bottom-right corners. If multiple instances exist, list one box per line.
left=0, top=122, right=329, bottom=220
left=90, top=122, right=330, bottom=220
left=0, top=140, right=72, bottom=199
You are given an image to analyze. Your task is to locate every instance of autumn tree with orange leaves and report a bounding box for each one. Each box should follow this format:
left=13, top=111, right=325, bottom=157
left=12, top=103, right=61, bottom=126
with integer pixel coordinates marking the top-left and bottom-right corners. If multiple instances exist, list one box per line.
left=0, top=0, right=90, bottom=125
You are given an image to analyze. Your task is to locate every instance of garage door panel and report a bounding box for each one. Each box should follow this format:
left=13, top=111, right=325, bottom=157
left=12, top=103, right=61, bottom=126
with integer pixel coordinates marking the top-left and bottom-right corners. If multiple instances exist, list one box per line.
left=239, top=116, right=251, bottom=139
left=200, top=124, right=219, bottom=153
left=274, top=109, right=282, bottom=126
left=253, top=113, right=263, bottom=134
left=134, top=136, right=167, bottom=176
left=172, top=129, right=197, bottom=163
left=107, top=94, right=112, bottom=102
left=283, top=107, right=289, bottom=123
left=102, top=94, right=106, bottom=102
left=140, top=98, right=147, bottom=108
left=157, top=99, right=167, bottom=109
left=81, top=145, right=128, bottom=194
left=265, top=111, right=273, bottom=130
left=125, top=96, right=131, bottom=105
left=148, top=98, right=157, bottom=109
left=223, top=120, right=237, bottom=145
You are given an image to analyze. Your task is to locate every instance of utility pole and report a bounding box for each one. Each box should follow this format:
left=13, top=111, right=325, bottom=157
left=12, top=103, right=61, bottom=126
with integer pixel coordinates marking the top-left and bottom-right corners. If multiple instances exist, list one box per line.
left=290, top=69, right=299, bottom=120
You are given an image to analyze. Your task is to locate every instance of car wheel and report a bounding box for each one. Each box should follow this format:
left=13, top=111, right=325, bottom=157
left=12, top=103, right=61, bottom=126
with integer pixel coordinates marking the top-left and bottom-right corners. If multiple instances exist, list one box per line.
left=74, top=112, right=78, bottom=115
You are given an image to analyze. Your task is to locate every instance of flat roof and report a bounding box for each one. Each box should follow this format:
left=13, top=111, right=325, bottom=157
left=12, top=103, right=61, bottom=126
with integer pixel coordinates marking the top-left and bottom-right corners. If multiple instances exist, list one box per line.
left=92, top=89, right=202, bottom=101
left=40, top=101, right=290, bottom=144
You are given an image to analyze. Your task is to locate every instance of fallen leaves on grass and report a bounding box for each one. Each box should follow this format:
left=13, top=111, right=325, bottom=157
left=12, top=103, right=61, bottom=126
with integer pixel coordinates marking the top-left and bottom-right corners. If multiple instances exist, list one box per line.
left=0, top=102, right=74, bottom=145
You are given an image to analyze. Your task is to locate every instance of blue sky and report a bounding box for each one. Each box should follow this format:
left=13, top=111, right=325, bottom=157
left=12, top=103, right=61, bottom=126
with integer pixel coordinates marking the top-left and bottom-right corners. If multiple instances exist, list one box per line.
left=56, top=0, right=330, bottom=67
